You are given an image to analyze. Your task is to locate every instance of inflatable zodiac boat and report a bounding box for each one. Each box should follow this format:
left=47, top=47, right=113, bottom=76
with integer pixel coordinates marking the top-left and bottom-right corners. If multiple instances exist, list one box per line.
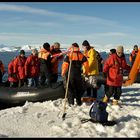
left=0, top=81, right=65, bottom=108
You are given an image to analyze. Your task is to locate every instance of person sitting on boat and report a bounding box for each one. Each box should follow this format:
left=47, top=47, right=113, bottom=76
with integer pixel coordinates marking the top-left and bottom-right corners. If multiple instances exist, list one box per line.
left=8, top=57, right=18, bottom=87
left=50, top=42, right=63, bottom=83
left=13, top=50, right=27, bottom=87
left=61, top=43, right=89, bottom=106
left=0, top=60, right=5, bottom=84
left=25, top=49, right=40, bottom=87
left=38, top=42, right=52, bottom=87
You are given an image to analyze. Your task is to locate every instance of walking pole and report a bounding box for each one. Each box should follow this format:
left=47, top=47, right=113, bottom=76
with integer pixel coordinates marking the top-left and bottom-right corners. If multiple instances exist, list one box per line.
left=62, top=50, right=73, bottom=120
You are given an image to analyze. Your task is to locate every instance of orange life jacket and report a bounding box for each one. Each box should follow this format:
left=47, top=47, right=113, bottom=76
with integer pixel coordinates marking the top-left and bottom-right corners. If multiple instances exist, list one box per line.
left=61, top=47, right=89, bottom=77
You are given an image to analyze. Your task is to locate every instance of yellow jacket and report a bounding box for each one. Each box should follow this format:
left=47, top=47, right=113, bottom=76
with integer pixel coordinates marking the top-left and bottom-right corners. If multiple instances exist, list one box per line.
left=83, top=48, right=99, bottom=75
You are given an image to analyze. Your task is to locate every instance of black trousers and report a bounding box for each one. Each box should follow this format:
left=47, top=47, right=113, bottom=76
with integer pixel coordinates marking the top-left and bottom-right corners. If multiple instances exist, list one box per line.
left=50, top=73, right=58, bottom=83
left=86, top=87, right=97, bottom=98
left=40, top=65, right=52, bottom=86
left=67, top=76, right=84, bottom=105
left=105, top=86, right=122, bottom=100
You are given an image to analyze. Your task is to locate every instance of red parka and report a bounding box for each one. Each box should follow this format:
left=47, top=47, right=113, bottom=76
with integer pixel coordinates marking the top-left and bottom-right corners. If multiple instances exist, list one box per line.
left=51, top=48, right=63, bottom=74
left=103, top=53, right=131, bottom=86
left=61, top=46, right=89, bottom=77
left=25, top=55, right=40, bottom=78
left=13, top=56, right=27, bottom=80
left=8, top=59, right=18, bottom=82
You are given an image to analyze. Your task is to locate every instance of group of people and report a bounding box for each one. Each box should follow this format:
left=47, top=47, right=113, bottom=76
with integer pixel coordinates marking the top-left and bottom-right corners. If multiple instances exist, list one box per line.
left=61, top=41, right=137, bottom=106
left=0, top=41, right=139, bottom=106
left=0, top=42, right=63, bottom=88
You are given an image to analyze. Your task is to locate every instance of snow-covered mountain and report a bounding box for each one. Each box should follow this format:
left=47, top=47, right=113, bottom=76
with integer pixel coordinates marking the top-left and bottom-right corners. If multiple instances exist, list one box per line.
left=0, top=44, right=42, bottom=52
left=0, top=44, right=132, bottom=53
left=0, top=44, right=65, bottom=52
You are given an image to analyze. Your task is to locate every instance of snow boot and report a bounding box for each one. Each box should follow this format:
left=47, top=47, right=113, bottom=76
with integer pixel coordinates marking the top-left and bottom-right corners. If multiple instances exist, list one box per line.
left=112, top=99, right=118, bottom=105
left=102, top=95, right=109, bottom=103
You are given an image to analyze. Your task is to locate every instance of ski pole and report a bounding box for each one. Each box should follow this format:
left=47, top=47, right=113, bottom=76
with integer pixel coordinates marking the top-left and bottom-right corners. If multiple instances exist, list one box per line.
left=62, top=49, right=73, bottom=120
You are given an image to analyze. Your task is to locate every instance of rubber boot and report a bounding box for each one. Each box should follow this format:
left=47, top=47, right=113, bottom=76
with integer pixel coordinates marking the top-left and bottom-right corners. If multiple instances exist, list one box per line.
left=91, top=98, right=96, bottom=102
left=102, top=95, right=109, bottom=103
left=112, top=99, right=118, bottom=105
left=18, top=80, right=21, bottom=88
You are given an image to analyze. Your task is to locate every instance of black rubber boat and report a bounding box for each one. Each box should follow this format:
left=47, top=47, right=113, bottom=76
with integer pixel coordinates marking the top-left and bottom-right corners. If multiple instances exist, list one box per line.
left=0, top=81, right=65, bottom=108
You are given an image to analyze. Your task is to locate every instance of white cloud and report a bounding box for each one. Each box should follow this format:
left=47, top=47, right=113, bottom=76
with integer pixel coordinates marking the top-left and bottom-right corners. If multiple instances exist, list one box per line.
left=0, top=3, right=56, bottom=16
left=0, top=31, right=132, bottom=43
left=0, top=3, right=120, bottom=27
left=0, top=32, right=134, bottom=51
left=0, top=20, right=59, bottom=28
left=96, top=32, right=127, bottom=37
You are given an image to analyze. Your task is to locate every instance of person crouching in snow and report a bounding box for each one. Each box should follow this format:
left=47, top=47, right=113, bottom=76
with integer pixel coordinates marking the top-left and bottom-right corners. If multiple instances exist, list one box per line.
left=25, top=49, right=40, bottom=87
left=61, top=43, right=89, bottom=106
left=102, top=46, right=131, bottom=105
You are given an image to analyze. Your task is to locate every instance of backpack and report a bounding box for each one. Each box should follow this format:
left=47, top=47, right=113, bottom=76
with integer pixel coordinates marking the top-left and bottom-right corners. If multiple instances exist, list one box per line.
left=89, top=100, right=108, bottom=123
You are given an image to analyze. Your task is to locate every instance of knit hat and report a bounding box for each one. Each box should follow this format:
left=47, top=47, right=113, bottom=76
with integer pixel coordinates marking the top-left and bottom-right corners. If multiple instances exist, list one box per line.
left=110, top=49, right=116, bottom=54
left=82, top=40, right=90, bottom=47
left=116, top=45, right=124, bottom=52
left=20, top=50, right=25, bottom=55
left=72, top=43, right=79, bottom=48
left=134, top=45, right=138, bottom=49
left=43, top=42, right=50, bottom=50
left=54, top=42, right=60, bottom=48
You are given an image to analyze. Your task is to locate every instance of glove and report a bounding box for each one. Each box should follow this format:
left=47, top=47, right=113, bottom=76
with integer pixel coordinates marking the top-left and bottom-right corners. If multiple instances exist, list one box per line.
left=8, top=73, right=12, bottom=77
left=12, top=73, right=17, bottom=79
left=82, top=72, right=88, bottom=78
left=123, top=77, right=130, bottom=83
left=103, top=72, right=107, bottom=78
left=25, top=71, right=29, bottom=78
left=62, top=76, right=67, bottom=89
left=9, top=73, right=17, bottom=79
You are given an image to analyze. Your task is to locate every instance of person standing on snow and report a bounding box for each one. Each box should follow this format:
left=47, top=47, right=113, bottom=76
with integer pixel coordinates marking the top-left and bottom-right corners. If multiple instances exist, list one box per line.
left=104, top=48, right=116, bottom=95
left=61, top=43, right=89, bottom=106
left=102, top=46, right=131, bottom=105
left=82, top=40, right=99, bottom=101
left=129, top=45, right=139, bottom=66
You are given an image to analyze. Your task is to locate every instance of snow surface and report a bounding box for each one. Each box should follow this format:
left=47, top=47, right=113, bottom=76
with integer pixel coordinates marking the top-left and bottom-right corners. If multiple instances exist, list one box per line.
left=0, top=84, right=139, bottom=138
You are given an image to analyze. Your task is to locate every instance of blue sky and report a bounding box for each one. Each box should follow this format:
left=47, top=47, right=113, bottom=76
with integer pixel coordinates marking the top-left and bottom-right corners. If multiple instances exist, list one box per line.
left=0, top=2, right=140, bottom=48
